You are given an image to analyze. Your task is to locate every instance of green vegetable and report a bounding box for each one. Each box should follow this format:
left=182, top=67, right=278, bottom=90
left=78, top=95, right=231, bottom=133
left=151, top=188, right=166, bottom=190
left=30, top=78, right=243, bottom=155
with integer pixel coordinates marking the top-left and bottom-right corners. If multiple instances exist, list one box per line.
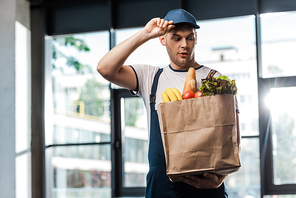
left=200, top=72, right=237, bottom=96
left=216, top=75, right=231, bottom=81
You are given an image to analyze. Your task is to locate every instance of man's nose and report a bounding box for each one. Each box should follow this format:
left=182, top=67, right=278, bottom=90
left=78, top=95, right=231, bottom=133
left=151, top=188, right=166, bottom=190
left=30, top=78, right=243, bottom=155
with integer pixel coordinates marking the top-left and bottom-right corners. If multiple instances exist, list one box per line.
left=181, top=38, right=188, bottom=48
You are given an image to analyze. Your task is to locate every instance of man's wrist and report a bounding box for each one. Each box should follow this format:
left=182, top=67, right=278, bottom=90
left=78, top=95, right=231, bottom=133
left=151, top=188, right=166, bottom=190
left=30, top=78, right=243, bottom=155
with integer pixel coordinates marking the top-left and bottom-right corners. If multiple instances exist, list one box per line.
left=136, top=28, right=153, bottom=44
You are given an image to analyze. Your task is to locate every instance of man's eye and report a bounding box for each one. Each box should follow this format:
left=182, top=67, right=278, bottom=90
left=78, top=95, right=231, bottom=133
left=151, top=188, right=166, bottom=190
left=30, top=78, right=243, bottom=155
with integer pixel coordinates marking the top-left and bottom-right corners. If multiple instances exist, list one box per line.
left=187, top=37, right=194, bottom=40
left=174, top=38, right=180, bottom=41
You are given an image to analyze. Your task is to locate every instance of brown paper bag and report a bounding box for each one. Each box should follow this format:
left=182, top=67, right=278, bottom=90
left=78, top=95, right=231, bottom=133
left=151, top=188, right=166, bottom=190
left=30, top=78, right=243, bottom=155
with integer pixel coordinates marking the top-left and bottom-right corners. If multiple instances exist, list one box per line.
left=157, top=94, right=241, bottom=182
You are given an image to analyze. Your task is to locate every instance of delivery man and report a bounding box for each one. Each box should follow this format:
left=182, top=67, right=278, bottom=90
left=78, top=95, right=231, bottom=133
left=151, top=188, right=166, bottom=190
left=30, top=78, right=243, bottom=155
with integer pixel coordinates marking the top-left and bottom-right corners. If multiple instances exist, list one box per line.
left=97, top=8, right=240, bottom=198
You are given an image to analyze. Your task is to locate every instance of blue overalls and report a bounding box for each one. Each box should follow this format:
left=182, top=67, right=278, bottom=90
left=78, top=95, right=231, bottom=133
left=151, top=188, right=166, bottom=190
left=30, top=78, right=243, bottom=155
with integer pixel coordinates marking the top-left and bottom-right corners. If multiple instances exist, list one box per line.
left=145, top=68, right=228, bottom=198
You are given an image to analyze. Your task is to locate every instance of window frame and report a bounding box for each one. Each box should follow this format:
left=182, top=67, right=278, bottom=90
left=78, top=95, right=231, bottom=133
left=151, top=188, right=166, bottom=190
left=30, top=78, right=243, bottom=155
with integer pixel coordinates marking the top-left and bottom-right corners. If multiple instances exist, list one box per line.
left=44, top=32, right=113, bottom=197
left=256, top=10, right=296, bottom=195
left=111, top=88, right=146, bottom=197
left=258, top=76, right=296, bottom=195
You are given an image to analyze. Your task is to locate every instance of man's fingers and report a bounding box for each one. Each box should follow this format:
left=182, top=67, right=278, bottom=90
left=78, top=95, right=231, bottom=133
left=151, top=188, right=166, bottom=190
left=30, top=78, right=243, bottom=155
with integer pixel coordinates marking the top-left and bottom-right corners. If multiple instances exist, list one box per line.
left=179, top=174, right=228, bottom=189
left=163, top=20, right=169, bottom=28
left=152, top=17, right=161, bottom=24
left=184, top=174, right=202, bottom=182
left=168, top=24, right=175, bottom=31
left=168, top=20, right=174, bottom=24
left=145, top=18, right=174, bottom=38
left=158, top=19, right=165, bottom=27
left=179, top=176, right=200, bottom=188
left=203, top=173, right=216, bottom=179
left=156, top=19, right=173, bottom=28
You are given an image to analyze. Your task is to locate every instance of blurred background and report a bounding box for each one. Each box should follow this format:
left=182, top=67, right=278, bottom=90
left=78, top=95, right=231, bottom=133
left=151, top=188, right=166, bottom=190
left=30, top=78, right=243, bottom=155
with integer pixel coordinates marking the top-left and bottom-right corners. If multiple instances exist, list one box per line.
left=1, top=0, right=296, bottom=198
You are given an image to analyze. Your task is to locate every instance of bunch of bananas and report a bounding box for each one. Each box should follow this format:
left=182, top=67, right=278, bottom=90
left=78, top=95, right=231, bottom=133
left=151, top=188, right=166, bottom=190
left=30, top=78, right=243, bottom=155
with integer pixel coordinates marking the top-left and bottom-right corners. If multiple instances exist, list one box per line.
left=161, top=88, right=182, bottom=103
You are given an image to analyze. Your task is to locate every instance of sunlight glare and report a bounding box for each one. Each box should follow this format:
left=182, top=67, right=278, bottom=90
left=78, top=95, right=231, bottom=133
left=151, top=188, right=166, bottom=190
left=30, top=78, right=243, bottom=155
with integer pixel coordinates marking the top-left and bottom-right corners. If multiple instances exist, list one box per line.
left=265, top=87, right=296, bottom=122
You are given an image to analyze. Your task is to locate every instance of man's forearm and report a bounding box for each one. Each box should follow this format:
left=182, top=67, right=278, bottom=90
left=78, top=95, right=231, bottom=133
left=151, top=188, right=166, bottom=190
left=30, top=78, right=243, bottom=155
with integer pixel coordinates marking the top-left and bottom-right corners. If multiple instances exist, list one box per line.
left=97, top=29, right=150, bottom=77
left=96, top=18, right=174, bottom=90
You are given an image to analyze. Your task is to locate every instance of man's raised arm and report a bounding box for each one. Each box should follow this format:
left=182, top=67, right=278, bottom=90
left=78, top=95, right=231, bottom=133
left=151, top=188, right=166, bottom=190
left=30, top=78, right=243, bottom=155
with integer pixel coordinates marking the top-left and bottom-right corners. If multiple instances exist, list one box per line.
left=97, top=18, right=174, bottom=91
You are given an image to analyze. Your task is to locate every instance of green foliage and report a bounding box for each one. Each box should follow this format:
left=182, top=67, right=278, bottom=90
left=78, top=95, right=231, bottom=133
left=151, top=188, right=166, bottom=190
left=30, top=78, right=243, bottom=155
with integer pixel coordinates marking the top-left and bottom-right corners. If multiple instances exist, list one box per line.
left=52, top=36, right=92, bottom=74
left=79, top=78, right=103, bottom=117
left=124, top=98, right=142, bottom=126
left=66, top=56, right=92, bottom=74
left=64, top=37, right=90, bottom=52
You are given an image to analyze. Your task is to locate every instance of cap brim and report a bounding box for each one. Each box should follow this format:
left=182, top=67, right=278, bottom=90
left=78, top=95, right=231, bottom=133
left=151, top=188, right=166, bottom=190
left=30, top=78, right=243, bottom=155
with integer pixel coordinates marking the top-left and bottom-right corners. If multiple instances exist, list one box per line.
left=173, top=21, right=200, bottom=29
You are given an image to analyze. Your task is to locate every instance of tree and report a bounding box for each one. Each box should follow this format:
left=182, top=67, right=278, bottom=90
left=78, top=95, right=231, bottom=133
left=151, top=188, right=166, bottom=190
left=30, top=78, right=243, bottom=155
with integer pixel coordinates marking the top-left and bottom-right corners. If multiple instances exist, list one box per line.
left=78, top=78, right=104, bottom=117
left=52, top=36, right=92, bottom=74
left=52, top=35, right=106, bottom=117
left=124, top=97, right=143, bottom=126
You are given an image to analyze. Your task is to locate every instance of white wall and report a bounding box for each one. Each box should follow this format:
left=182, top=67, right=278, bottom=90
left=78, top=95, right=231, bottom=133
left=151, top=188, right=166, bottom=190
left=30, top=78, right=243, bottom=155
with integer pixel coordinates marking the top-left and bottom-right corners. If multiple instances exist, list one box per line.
left=0, top=0, right=17, bottom=197
left=0, top=0, right=31, bottom=197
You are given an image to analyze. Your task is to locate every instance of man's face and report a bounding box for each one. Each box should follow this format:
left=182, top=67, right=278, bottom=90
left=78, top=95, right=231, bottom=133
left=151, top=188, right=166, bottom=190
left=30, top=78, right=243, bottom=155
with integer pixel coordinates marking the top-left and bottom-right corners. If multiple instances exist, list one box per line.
left=160, top=24, right=197, bottom=69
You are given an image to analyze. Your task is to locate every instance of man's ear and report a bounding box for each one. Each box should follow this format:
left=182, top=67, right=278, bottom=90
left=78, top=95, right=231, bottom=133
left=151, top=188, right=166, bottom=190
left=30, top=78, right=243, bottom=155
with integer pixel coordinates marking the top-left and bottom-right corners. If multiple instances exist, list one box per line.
left=159, top=35, right=166, bottom=46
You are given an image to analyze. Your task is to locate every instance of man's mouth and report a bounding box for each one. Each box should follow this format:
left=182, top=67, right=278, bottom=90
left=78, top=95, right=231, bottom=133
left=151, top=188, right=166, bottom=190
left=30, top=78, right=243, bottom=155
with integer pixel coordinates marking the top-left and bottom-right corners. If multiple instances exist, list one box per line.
left=179, top=52, right=189, bottom=57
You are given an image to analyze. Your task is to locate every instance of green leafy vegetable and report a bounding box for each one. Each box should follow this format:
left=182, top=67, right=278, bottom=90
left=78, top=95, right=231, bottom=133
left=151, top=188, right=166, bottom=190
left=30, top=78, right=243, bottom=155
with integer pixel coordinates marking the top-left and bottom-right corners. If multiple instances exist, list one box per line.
left=200, top=71, right=237, bottom=96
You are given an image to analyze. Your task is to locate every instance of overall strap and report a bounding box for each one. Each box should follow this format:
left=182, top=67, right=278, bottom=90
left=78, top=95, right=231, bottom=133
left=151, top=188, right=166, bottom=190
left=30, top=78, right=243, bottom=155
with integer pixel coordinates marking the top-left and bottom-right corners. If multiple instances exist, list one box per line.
left=150, top=68, right=163, bottom=105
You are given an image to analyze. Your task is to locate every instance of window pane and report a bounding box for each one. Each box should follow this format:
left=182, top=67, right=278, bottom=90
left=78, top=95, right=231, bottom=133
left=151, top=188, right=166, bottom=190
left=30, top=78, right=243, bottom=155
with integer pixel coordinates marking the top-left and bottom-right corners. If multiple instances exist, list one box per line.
left=115, top=28, right=169, bottom=67
left=266, top=87, right=296, bottom=185
left=196, top=16, right=259, bottom=137
left=121, top=97, right=149, bottom=187
left=225, top=138, right=260, bottom=197
left=47, top=145, right=111, bottom=198
left=261, top=11, right=296, bottom=78
left=264, top=195, right=296, bottom=198
left=49, top=31, right=110, bottom=145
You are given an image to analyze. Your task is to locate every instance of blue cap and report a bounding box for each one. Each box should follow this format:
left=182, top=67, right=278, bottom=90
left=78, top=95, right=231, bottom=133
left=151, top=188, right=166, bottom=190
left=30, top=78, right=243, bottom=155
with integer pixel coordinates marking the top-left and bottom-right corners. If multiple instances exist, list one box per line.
left=164, top=9, right=200, bottom=29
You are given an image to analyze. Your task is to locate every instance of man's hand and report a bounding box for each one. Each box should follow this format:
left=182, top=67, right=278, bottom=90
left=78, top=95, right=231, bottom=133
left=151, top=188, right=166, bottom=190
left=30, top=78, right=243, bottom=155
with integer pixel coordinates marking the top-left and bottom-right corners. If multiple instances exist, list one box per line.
left=143, top=18, right=175, bottom=39
left=97, top=18, right=174, bottom=91
left=179, top=173, right=227, bottom=189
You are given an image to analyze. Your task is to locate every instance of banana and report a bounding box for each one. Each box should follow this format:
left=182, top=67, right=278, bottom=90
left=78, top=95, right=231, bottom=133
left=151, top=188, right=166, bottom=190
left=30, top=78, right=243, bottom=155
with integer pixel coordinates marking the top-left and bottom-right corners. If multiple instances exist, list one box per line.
left=161, top=99, right=164, bottom=103
left=165, top=88, right=178, bottom=101
left=161, top=92, right=171, bottom=103
left=171, top=88, right=182, bottom=100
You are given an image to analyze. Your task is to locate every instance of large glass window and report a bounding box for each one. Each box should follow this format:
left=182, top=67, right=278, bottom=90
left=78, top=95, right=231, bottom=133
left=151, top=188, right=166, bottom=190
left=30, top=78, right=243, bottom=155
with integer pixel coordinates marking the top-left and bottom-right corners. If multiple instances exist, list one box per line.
left=47, top=31, right=111, bottom=198
left=266, top=87, right=296, bottom=185
left=49, top=145, right=111, bottom=198
left=196, top=15, right=258, bottom=137
left=264, top=195, right=296, bottom=198
left=225, top=138, right=260, bottom=197
left=121, top=97, right=148, bottom=188
left=196, top=15, right=260, bottom=196
left=260, top=10, right=296, bottom=197
left=261, top=11, right=296, bottom=78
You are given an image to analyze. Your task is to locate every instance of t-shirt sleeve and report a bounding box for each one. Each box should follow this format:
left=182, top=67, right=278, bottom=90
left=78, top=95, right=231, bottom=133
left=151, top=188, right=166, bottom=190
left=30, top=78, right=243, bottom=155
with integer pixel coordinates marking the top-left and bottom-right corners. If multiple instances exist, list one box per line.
left=128, top=64, right=159, bottom=99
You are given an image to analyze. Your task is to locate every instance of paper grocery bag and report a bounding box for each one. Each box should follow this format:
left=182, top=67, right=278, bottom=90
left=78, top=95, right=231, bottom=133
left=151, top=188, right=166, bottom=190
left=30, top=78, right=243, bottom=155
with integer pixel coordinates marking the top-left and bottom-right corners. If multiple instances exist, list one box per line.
left=157, top=94, right=241, bottom=182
